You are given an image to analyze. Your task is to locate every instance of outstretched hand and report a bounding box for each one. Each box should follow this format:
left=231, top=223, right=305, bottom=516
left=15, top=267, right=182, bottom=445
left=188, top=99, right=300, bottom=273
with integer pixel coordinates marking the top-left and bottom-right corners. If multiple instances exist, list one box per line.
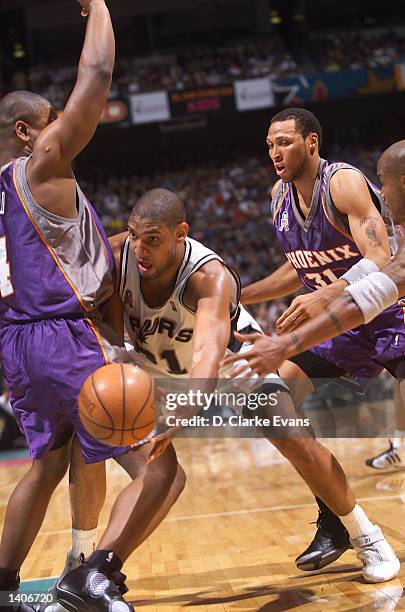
left=276, top=286, right=340, bottom=334
left=221, top=331, right=289, bottom=377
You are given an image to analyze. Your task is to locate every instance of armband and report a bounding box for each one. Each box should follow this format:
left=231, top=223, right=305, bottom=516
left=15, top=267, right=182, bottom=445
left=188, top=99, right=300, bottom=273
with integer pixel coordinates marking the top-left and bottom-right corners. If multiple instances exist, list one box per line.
left=344, top=272, right=399, bottom=323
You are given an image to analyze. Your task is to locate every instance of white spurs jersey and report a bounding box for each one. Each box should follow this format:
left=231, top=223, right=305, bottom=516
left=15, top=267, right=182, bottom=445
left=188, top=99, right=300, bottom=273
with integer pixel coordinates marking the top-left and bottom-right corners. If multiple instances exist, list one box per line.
left=119, top=237, right=262, bottom=379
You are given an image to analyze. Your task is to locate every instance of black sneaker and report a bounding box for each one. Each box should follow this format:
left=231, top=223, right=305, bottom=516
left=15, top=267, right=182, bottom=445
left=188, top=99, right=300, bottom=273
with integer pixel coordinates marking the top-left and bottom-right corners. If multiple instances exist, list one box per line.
left=55, top=564, right=134, bottom=611
left=295, top=506, right=352, bottom=571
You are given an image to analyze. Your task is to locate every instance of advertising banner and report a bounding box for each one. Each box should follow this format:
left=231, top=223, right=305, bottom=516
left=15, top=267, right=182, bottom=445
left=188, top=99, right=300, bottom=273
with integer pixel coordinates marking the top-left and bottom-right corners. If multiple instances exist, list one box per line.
left=234, top=77, right=274, bottom=111
left=129, top=91, right=171, bottom=125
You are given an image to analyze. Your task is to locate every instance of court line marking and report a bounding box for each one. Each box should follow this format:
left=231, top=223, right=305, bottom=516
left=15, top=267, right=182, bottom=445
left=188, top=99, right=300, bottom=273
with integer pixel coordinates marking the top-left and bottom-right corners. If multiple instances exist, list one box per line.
left=35, top=493, right=405, bottom=536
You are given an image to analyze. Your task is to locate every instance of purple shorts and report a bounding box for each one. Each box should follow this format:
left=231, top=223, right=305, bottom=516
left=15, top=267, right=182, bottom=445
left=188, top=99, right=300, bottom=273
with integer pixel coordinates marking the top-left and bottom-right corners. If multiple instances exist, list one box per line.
left=0, top=317, right=131, bottom=464
left=310, top=302, right=405, bottom=381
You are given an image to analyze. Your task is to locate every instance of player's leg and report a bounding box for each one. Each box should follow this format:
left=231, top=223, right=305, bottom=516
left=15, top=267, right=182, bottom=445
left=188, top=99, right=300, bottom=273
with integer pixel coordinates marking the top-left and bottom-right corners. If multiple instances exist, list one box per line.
left=366, top=382, right=405, bottom=469
left=55, top=443, right=185, bottom=610
left=272, top=358, right=399, bottom=582
left=69, top=435, right=106, bottom=559
left=0, top=431, right=72, bottom=593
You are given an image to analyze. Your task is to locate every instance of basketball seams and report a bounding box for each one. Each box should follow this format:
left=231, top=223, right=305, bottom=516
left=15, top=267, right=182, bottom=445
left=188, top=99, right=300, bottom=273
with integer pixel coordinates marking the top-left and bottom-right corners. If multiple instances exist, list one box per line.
left=91, top=374, right=115, bottom=432
left=78, top=364, right=155, bottom=445
left=130, top=376, right=154, bottom=434
left=79, top=410, right=115, bottom=440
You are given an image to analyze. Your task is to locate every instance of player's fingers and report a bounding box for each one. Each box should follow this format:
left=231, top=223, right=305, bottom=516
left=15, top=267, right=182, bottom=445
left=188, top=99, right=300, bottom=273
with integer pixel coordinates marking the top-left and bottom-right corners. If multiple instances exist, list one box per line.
left=276, top=310, right=299, bottom=332
left=277, top=303, right=298, bottom=326
left=279, top=312, right=307, bottom=334
left=221, top=352, right=246, bottom=368
left=234, top=331, right=259, bottom=343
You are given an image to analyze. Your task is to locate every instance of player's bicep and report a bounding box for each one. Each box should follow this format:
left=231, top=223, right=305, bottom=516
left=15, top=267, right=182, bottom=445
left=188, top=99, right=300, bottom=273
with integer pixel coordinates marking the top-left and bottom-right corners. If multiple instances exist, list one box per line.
left=331, top=169, right=390, bottom=264
left=57, top=74, right=111, bottom=161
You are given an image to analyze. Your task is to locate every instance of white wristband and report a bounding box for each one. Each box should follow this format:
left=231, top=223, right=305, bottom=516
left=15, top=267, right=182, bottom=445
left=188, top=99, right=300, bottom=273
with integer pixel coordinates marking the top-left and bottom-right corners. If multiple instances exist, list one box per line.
left=341, top=258, right=379, bottom=285
left=345, top=272, right=399, bottom=323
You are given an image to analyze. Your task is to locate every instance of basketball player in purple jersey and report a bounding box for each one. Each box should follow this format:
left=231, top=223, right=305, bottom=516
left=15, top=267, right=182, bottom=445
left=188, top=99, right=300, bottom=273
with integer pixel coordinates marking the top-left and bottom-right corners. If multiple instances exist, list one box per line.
left=0, top=1, right=185, bottom=610
left=225, top=139, right=405, bottom=465
left=223, top=108, right=403, bottom=578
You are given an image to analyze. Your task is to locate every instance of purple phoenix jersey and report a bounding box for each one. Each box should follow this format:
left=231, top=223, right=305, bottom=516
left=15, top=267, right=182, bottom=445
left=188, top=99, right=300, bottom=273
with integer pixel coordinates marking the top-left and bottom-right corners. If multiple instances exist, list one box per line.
left=271, top=159, right=405, bottom=381
left=0, top=157, right=130, bottom=463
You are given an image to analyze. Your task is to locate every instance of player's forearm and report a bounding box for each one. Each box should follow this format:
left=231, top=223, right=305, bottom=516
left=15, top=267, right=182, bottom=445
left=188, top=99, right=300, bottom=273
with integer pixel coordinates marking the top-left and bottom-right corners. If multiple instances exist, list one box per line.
left=77, top=1, right=114, bottom=91
left=382, top=246, right=405, bottom=297
left=241, top=261, right=301, bottom=305
left=190, top=351, right=222, bottom=380
left=282, top=293, right=364, bottom=359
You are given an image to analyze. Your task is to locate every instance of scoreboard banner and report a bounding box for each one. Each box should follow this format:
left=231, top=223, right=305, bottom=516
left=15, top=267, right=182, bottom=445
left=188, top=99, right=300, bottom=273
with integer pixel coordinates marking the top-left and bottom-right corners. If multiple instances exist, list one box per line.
left=169, top=85, right=235, bottom=116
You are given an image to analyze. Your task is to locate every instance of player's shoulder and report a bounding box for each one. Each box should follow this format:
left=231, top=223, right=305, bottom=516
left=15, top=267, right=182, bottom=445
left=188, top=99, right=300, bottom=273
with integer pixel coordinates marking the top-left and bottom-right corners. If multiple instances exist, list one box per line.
left=271, top=179, right=283, bottom=199
left=185, top=259, right=233, bottom=305
left=329, top=166, right=370, bottom=211
left=108, top=231, right=129, bottom=268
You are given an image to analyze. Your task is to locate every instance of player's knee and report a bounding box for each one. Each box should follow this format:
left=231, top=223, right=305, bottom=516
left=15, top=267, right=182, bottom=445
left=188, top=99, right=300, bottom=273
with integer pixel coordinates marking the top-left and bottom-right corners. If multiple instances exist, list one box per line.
left=31, top=454, right=69, bottom=484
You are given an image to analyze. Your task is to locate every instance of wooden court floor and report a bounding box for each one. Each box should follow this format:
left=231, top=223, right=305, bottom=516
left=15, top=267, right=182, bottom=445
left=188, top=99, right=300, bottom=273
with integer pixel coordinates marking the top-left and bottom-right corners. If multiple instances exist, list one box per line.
left=1, top=437, right=405, bottom=611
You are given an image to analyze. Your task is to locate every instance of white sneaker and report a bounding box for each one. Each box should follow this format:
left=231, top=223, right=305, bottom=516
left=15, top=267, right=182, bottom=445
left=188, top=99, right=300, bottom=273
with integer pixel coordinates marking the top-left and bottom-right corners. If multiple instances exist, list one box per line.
left=350, top=526, right=400, bottom=583
left=366, top=442, right=405, bottom=470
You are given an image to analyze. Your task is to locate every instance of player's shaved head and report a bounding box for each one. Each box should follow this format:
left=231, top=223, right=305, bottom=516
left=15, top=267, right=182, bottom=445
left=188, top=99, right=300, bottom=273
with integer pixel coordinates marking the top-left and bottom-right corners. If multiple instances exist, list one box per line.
left=0, top=90, right=54, bottom=137
left=130, top=188, right=186, bottom=227
left=378, top=140, right=405, bottom=177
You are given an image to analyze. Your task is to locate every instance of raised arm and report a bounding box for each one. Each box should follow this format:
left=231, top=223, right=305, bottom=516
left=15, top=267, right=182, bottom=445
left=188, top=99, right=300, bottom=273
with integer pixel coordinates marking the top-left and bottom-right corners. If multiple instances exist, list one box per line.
left=28, top=1, right=115, bottom=192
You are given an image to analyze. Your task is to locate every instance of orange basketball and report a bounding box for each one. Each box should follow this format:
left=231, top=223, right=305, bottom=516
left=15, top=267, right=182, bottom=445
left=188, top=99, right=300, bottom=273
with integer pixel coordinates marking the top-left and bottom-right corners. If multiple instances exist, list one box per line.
left=78, top=363, right=155, bottom=446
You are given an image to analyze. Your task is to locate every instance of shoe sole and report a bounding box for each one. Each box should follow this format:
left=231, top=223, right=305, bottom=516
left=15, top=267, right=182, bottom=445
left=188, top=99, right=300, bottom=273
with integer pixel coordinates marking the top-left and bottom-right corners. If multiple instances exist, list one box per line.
left=296, top=544, right=353, bottom=571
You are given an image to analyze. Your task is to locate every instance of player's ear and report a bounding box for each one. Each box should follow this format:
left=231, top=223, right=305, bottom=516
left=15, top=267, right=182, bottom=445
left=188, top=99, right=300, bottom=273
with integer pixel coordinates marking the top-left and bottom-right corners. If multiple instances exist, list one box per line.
left=309, top=133, right=318, bottom=155
left=176, top=222, right=189, bottom=241
left=15, top=120, right=31, bottom=143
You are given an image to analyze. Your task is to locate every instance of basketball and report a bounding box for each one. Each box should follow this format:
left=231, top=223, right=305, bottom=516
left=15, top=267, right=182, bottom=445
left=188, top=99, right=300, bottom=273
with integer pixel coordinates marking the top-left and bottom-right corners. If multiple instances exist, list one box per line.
left=78, top=363, right=156, bottom=446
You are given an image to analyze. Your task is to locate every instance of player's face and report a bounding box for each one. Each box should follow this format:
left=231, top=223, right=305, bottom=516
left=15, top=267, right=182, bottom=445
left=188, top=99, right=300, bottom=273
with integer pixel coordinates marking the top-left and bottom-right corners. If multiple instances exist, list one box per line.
left=127, top=218, right=186, bottom=280
left=378, top=165, right=405, bottom=225
left=266, top=119, right=312, bottom=182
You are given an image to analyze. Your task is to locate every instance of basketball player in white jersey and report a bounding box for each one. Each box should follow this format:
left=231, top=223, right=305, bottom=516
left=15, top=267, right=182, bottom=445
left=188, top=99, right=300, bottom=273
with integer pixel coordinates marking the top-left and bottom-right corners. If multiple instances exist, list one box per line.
left=109, top=187, right=290, bottom=460
left=107, top=188, right=399, bottom=585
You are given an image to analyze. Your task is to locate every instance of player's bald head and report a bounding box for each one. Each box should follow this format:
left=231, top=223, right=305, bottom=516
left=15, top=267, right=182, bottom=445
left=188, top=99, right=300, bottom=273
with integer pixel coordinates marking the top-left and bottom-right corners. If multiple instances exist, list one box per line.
left=0, top=91, right=55, bottom=137
left=129, top=188, right=186, bottom=228
left=378, top=140, right=405, bottom=177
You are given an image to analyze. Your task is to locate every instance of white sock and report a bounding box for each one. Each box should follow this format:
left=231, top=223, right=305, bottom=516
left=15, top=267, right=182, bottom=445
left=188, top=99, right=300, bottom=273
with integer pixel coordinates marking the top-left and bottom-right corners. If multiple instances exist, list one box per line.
left=392, top=433, right=405, bottom=448
left=339, top=504, right=375, bottom=539
left=71, top=528, right=98, bottom=560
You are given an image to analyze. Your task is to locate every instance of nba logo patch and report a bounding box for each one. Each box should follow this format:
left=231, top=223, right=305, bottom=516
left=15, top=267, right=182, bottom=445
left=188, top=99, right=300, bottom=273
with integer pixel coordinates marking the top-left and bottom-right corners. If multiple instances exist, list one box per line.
left=0, top=191, right=5, bottom=215
left=170, top=301, right=177, bottom=312
left=279, top=211, right=289, bottom=231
